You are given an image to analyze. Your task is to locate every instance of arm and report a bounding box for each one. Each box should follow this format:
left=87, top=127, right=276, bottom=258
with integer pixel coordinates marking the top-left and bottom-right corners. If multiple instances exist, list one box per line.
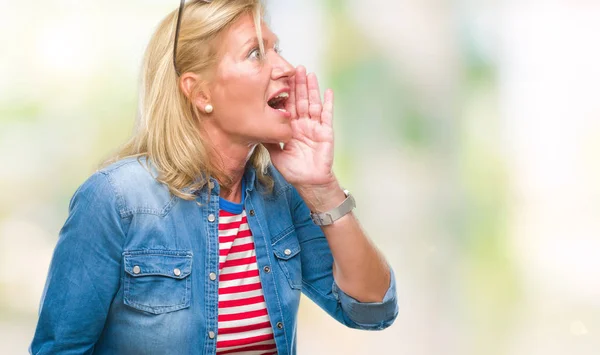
left=291, top=186, right=398, bottom=329
left=30, top=172, right=126, bottom=354
left=265, top=66, right=398, bottom=328
left=297, top=182, right=391, bottom=303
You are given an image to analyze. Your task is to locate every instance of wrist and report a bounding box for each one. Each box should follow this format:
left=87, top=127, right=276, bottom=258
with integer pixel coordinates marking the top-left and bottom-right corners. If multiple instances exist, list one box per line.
left=296, top=179, right=345, bottom=212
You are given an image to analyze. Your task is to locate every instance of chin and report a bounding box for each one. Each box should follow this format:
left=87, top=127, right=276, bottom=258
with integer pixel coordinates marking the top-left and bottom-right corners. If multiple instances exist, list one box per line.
left=260, top=127, right=292, bottom=145
left=275, top=126, right=293, bottom=143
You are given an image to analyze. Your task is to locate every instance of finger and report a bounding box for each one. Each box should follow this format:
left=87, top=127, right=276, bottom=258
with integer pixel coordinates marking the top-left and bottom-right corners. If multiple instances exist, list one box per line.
left=295, top=66, right=309, bottom=118
left=307, top=72, right=322, bottom=121
left=285, top=74, right=297, bottom=119
left=321, top=88, right=334, bottom=127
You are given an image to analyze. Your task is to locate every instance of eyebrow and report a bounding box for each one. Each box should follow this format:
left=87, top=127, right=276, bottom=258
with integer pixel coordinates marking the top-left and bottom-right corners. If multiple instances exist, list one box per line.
left=242, top=35, right=279, bottom=49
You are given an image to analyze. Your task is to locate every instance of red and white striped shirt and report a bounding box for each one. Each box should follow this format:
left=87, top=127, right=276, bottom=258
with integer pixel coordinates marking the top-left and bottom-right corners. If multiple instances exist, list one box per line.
left=216, top=207, right=278, bottom=355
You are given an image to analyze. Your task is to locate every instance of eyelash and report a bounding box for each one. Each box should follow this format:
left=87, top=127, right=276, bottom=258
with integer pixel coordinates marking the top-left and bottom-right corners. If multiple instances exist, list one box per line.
left=248, top=44, right=282, bottom=60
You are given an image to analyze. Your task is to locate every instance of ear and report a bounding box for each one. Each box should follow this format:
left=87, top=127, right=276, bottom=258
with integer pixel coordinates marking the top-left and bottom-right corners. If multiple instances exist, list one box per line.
left=179, top=72, right=211, bottom=111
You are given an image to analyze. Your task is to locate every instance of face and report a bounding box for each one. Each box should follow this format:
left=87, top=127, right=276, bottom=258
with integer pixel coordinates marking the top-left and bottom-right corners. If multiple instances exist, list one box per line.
left=206, top=13, right=295, bottom=145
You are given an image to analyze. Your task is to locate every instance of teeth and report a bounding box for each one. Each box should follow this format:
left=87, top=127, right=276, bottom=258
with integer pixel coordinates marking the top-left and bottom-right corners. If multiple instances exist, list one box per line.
left=268, top=92, right=289, bottom=110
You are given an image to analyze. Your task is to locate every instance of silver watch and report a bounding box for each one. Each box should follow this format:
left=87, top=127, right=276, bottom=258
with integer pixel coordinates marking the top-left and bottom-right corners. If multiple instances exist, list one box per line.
left=310, top=189, right=356, bottom=226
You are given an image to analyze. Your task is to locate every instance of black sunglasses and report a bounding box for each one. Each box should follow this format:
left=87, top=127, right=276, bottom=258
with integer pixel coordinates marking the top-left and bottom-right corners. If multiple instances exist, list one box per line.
left=173, top=0, right=212, bottom=76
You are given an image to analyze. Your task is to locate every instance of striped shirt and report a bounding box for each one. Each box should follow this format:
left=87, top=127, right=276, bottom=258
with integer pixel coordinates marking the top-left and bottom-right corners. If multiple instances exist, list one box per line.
left=216, top=196, right=277, bottom=355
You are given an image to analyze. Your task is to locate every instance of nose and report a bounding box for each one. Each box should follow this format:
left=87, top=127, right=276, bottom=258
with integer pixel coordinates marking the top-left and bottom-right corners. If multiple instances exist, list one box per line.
left=271, top=52, right=296, bottom=80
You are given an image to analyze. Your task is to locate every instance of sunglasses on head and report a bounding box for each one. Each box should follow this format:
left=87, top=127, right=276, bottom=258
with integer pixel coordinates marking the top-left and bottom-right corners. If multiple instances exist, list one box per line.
left=173, top=0, right=213, bottom=76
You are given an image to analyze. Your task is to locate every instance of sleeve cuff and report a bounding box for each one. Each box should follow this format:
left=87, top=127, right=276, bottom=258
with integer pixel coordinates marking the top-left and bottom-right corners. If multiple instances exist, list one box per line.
left=332, top=266, right=399, bottom=327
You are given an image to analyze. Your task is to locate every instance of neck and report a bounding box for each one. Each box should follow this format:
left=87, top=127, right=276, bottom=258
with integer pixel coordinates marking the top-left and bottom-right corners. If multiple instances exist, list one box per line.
left=201, top=123, right=256, bottom=203
left=216, top=146, right=255, bottom=203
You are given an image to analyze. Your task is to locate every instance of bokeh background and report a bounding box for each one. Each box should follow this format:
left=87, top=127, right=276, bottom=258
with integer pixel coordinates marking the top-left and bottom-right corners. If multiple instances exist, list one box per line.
left=1, top=0, right=599, bottom=354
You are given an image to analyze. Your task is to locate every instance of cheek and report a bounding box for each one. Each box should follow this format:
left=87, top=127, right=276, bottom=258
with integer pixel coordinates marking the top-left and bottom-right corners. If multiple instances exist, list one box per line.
left=215, top=66, right=266, bottom=108
left=211, top=62, right=277, bottom=136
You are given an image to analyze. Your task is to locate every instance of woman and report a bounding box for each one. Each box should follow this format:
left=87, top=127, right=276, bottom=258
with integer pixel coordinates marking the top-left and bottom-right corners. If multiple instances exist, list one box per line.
left=30, top=1, right=398, bottom=354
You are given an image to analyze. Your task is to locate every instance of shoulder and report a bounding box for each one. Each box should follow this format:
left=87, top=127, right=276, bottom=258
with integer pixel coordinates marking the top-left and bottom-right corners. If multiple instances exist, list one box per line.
left=82, top=156, right=175, bottom=217
left=99, top=156, right=157, bottom=183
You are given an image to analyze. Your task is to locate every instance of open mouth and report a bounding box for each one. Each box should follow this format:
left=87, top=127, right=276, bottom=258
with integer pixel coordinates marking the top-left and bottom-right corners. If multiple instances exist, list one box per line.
left=267, top=92, right=289, bottom=112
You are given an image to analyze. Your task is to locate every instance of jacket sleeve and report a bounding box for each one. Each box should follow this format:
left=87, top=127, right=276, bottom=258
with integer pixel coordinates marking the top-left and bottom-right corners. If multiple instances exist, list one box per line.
left=289, top=186, right=398, bottom=330
left=30, top=172, right=126, bottom=354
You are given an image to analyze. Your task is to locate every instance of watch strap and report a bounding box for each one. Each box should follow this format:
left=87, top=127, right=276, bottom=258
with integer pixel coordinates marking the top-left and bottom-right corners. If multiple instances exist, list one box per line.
left=310, top=189, right=356, bottom=226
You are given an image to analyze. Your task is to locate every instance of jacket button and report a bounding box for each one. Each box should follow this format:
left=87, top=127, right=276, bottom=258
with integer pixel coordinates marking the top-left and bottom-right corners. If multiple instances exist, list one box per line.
left=208, top=331, right=215, bottom=339
left=263, top=266, right=270, bottom=273
left=209, top=272, right=217, bottom=281
left=132, top=265, right=141, bottom=274
left=249, top=209, right=255, bottom=216
left=276, top=322, right=283, bottom=329
left=284, top=249, right=291, bottom=256
left=173, top=268, right=181, bottom=276
left=208, top=181, right=215, bottom=189
left=208, top=214, right=216, bottom=222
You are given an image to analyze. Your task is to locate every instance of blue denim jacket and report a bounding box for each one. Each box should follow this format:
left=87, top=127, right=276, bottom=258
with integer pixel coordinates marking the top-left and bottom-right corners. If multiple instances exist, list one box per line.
left=31, top=157, right=398, bottom=355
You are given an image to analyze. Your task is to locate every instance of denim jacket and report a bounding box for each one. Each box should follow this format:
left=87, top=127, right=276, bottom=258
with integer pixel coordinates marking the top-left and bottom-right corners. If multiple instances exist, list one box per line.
left=30, top=157, right=398, bottom=355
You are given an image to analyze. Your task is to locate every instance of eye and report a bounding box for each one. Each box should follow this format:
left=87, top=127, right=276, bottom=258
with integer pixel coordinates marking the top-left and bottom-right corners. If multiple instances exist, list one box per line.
left=248, top=47, right=262, bottom=60
left=274, top=43, right=282, bottom=54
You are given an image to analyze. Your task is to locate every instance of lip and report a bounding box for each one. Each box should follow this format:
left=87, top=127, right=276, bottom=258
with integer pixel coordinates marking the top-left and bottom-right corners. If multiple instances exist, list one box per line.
left=268, top=105, right=292, bottom=118
left=267, top=87, right=292, bottom=119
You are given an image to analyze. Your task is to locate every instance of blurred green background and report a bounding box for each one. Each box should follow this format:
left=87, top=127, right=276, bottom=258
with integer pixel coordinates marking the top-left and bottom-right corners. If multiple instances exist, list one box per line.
left=1, top=1, right=600, bottom=354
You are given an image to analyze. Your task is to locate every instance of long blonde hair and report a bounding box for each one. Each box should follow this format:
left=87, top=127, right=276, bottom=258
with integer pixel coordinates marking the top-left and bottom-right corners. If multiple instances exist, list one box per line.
left=105, top=0, right=273, bottom=200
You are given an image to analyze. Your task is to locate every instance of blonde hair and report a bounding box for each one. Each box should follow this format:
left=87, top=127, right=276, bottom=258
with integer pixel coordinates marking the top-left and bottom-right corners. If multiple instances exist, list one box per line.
left=105, top=0, right=273, bottom=200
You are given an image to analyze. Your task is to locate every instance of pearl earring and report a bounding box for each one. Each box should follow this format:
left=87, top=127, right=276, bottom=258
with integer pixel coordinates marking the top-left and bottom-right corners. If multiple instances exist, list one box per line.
left=204, top=104, right=213, bottom=114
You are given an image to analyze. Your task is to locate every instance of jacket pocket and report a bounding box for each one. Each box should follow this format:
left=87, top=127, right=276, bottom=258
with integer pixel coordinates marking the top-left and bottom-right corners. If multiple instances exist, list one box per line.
left=123, top=250, right=193, bottom=314
left=272, top=227, right=302, bottom=290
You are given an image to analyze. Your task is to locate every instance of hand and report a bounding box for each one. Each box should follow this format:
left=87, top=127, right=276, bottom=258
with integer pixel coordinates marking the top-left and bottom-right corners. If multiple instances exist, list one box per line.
left=264, top=66, right=345, bottom=211
left=264, top=66, right=336, bottom=188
